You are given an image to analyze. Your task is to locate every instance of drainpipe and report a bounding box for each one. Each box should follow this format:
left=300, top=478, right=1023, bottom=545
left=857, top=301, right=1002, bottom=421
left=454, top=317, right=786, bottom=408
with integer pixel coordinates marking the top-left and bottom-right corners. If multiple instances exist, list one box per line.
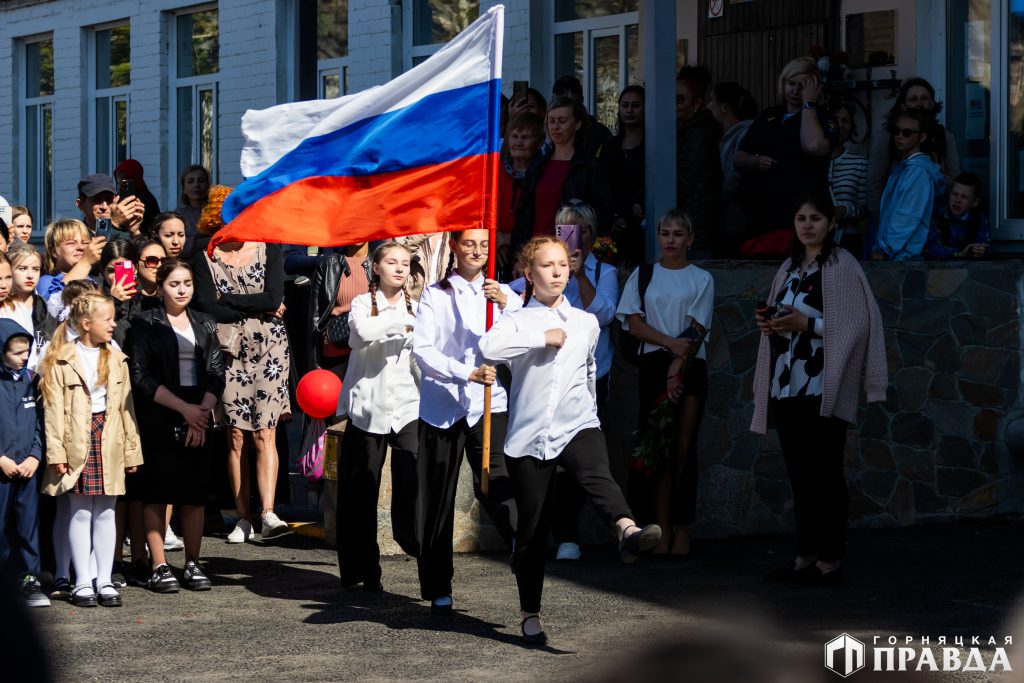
left=641, top=0, right=677, bottom=262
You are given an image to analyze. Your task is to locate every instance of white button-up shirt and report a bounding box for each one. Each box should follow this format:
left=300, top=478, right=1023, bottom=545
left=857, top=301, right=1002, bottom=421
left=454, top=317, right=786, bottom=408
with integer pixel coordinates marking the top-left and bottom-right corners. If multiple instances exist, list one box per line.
left=509, top=253, right=619, bottom=379
left=479, top=296, right=601, bottom=460
left=339, top=291, right=420, bottom=434
left=413, top=273, right=521, bottom=429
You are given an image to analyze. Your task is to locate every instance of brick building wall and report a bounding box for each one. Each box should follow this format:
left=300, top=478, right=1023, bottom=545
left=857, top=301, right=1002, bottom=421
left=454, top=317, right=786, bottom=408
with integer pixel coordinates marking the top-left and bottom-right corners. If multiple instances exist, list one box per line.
left=0, top=0, right=535, bottom=214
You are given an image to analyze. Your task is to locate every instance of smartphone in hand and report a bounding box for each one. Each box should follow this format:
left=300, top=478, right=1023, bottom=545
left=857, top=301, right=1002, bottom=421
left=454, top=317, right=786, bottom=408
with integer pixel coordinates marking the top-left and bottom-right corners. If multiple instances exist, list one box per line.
left=114, top=259, right=136, bottom=290
left=118, top=178, right=136, bottom=200
left=555, top=224, right=580, bottom=253
left=95, top=217, right=112, bottom=239
left=512, top=80, right=528, bottom=106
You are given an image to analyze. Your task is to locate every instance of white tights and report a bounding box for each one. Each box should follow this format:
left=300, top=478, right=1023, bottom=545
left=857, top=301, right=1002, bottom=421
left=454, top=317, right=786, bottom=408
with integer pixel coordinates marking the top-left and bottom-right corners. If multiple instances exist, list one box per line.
left=67, top=494, right=116, bottom=592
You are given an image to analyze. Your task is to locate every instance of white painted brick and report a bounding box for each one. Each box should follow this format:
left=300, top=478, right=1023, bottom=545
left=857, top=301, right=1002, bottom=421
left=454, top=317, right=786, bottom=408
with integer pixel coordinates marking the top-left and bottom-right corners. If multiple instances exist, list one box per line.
left=0, top=0, right=537, bottom=209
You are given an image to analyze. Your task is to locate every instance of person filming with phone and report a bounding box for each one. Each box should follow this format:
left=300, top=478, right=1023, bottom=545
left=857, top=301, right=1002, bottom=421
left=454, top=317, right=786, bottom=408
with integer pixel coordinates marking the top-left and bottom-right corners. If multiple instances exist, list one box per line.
left=76, top=173, right=145, bottom=242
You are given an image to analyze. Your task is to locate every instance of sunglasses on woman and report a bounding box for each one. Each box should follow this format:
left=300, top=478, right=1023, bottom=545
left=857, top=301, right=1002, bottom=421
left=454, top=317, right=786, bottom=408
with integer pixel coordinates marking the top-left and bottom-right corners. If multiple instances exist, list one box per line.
left=892, top=127, right=922, bottom=138
left=140, top=256, right=164, bottom=268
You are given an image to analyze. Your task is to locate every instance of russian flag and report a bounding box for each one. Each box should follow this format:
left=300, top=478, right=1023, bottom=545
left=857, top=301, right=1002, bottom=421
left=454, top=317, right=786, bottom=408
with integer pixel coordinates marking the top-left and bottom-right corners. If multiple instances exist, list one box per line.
left=213, top=6, right=504, bottom=250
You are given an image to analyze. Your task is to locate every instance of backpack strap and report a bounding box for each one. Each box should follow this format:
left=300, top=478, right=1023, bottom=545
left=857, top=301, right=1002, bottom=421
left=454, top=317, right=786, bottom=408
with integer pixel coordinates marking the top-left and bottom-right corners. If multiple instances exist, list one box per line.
left=636, top=262, right=655, bottom=354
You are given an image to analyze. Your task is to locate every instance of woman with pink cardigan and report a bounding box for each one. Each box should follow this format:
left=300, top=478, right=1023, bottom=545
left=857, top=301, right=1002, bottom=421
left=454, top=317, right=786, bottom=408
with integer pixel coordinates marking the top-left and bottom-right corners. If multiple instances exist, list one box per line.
left=751, top=190, right=887, bottom=587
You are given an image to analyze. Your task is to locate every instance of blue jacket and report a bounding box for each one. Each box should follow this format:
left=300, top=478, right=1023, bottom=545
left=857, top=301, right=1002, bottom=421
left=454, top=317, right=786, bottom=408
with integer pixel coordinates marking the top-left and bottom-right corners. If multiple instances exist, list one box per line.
left=0, top=320, right=43, bottom=464
left=875, top=153, right=946, bottom=261
left=925, top=204, right=990, bottom=260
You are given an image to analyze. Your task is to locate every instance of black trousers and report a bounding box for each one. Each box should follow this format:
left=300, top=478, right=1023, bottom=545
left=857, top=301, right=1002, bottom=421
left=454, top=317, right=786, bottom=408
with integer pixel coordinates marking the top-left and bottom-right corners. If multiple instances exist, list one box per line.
left=772, top=396, right=849, bottom=562
left=336, top=421, right=419, bottom=587
left=507, top=428, right=632, bottom=614
left=553, top=375, right=609, bottom=544
left=416, top=414, right=517, bottom=601
left=632, top=352, right=707, bottom=526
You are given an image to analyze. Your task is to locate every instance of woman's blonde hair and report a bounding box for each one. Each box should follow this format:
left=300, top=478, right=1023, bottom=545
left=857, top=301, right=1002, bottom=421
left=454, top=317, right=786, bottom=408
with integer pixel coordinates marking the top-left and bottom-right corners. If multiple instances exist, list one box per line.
left=39, top=290, right=114, bottom=402
left=518, top=235, right=570, bottom=306
left=43, top=218, right=91, bottom=275
left=656, top=208, right=695, bottom=235
left=777, top=56, right=818, bottom=102
left=1, top=242, right=43, bottom=310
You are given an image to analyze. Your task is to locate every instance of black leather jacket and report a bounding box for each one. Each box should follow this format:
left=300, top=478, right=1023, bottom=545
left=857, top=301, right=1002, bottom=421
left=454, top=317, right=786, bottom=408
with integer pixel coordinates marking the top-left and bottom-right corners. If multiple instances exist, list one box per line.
left=125, top=307, right=226, bottom=412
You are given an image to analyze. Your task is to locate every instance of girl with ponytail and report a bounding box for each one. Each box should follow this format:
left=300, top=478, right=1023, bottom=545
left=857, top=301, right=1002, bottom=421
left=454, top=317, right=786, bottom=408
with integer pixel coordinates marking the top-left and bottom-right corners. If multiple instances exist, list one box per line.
left=412, top=228, right=520, bottom=614
left=336, top=242, right=419, bottom=590
left=39, top=291, right=143, bottom=608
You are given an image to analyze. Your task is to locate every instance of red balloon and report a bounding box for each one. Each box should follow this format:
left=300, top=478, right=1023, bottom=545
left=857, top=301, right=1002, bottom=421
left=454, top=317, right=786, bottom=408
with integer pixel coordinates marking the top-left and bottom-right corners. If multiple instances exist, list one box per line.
left=296, top=370, right=343, bottom=419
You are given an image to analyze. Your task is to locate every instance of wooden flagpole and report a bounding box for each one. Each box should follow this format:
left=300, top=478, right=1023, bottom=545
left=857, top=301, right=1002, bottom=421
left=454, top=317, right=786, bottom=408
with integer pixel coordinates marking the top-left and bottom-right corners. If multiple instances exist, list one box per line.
left=480, top=141, right=499, bottom=495
left=480, top=9, right=503, bottom=495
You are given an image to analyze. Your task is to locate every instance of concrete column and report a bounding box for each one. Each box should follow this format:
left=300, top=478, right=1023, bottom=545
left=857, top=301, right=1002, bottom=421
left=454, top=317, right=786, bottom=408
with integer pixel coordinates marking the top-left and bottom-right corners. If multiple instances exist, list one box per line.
left=641, top=0, right=677, bottom=261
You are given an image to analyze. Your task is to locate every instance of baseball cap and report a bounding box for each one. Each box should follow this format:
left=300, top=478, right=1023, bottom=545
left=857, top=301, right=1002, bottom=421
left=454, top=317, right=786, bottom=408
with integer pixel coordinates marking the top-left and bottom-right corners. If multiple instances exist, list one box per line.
left=78, top=174, right=116, bottom=198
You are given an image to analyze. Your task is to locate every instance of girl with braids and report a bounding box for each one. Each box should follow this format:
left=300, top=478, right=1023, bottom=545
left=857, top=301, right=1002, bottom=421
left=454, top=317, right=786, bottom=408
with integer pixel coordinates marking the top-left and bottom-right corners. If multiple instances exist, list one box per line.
left=480, top=236, right=661, bottom=646
left=413, top=228, right=519, bottom=614
left=39, top=290, right=143, bottom=607
left=336, top=243, right=420, bottom=591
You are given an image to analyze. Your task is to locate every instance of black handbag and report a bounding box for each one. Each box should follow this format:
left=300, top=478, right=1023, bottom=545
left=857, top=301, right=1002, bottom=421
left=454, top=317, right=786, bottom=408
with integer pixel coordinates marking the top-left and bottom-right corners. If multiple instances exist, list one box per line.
left=323, top=312, right=351, bottom=348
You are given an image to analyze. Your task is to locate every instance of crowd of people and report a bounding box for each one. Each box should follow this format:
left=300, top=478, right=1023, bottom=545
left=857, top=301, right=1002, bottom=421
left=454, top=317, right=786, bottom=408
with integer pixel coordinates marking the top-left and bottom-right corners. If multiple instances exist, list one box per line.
left=0, top=58, right=986, bottom=645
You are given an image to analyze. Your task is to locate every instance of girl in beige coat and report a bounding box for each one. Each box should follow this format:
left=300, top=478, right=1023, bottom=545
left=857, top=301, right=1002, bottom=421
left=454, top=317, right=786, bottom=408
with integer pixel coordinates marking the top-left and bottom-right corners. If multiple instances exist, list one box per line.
left=40, top=291, right=142, bottom=607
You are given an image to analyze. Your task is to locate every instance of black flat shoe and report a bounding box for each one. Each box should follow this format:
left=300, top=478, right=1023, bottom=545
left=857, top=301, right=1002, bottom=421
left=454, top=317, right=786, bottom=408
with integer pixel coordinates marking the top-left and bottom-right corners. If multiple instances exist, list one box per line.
left=792, top=565, right=844, bottom=588
left=97, top=584, right=122, bottom=607
left=363, top=580, right=384, bottom=593
left=619, top=524, right=662, bottom=563
left=764, top=563, right=815, bottom=583
left=71, top=586, right=98, bottom=608
left=521, top=616, right=548, bottom=647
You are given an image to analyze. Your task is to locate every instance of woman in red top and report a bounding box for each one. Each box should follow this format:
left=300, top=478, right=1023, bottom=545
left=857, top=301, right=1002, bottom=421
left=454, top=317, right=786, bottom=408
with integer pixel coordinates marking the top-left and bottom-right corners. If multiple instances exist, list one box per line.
left=496, top=113, right=544, bottom=277
left=512, top=97, right=615, bottom=258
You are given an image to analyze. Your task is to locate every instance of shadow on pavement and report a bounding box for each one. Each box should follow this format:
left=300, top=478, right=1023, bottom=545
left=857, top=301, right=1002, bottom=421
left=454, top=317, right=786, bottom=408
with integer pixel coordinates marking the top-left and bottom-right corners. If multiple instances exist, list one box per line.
left=477, top=517, right=1024, bottom=640
left=301, top=589, right=575, bottom=654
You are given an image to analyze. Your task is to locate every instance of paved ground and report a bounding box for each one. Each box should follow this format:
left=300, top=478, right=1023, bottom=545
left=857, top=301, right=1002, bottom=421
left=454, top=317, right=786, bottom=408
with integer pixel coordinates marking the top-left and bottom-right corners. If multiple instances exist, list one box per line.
left=23, top=518, right=1024, bottom=682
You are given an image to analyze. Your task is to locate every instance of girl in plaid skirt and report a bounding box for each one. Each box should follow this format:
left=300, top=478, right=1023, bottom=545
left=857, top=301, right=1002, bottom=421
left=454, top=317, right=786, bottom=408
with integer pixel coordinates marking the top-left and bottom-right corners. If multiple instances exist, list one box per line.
left=40, top=291, right=143, bottom=608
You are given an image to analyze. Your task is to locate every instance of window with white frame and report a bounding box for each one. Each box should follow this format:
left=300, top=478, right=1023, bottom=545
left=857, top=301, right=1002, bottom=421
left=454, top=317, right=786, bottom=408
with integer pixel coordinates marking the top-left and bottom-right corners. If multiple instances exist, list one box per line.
left=318, top=0, right=349, bottom=98
left=170, top=7, right=219, bottom=198
left=550, top=1, right=639, bottom=130
left=90, top=23, right=131, bottom=175
left=403, top=0, right=479, bottom=70
left=21, top=37, right=54, bottom=225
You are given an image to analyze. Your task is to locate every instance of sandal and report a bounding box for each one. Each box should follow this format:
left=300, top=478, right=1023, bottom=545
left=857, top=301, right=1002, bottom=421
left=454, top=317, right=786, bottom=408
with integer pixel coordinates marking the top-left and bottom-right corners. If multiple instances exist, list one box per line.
left=520, top=615, right=548, bottom=647
left=71, top=584, right=98, bottom=608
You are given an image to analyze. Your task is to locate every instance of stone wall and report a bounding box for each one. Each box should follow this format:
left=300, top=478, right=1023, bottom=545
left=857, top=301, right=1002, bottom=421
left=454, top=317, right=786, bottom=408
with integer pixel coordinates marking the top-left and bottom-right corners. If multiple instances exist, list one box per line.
left=299, top=260, right=1024, bottom=553
left=692, top=260, right=1024, bottom=538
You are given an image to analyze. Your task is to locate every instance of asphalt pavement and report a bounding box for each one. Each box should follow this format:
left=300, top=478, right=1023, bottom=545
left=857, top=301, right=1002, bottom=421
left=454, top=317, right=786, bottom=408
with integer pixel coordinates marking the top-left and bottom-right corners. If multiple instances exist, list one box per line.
left=25, top=518, right=1024, bottom=682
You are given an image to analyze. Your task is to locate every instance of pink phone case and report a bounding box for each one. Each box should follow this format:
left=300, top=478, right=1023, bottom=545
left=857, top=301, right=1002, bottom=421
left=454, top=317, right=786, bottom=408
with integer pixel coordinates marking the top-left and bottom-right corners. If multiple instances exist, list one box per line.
left=114, top=260, right=136, bottom=289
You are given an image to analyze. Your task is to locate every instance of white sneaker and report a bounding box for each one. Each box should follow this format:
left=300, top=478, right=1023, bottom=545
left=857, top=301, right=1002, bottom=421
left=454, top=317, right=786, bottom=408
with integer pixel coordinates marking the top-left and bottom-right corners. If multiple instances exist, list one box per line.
left=555, top=542, right=582, bottom=561
left=226, top=519, right=253, bottom=544
left=260, top=511, right=289, bottom=539
left=164, top=527, right=185, bottom=551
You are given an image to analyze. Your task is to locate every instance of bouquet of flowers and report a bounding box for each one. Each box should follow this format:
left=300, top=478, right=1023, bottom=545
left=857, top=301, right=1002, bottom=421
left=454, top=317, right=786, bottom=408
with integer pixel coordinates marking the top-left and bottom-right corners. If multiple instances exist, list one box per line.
left=629, top=393, right=674, bottom=477
left=591, top=236, right=618, bottom=264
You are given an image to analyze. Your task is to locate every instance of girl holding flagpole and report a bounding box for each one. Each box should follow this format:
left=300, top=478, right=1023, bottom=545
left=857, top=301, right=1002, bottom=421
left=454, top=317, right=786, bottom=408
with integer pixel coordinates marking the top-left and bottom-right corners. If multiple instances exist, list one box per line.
left=413, top=228, right=519, bottom=614
left=479, top=235, right=661, bottom=646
